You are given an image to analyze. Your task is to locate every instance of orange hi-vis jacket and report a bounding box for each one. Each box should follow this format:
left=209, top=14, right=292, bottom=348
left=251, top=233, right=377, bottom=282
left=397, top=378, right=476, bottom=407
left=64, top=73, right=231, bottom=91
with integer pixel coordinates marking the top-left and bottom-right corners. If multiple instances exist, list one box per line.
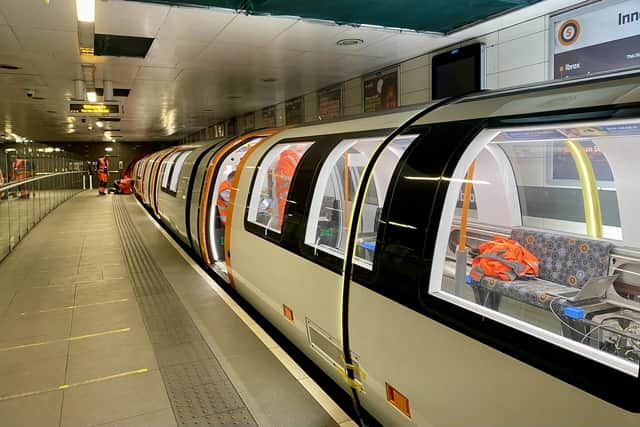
left=216, top=179, right=233, bottom=226
left=13, top=159, right=28, bottom=180
left=470, top=236, right=539, bottom=281
left=274, top=149, right=301, bottom=228
left=97, top=157, right=109, bottom=182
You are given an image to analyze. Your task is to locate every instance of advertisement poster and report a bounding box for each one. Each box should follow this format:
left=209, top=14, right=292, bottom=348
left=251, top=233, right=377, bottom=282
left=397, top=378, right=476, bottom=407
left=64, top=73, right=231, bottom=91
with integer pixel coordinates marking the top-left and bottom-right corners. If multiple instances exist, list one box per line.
left=244, top=112, right=255, bottom=131
left=552, top=140, right=614, bottom=182
left=317, top=85, right=342, bottom=120
left=285, top=97, right=304, bottom=125
left=551, top=0, right=640, bottom=79
left=363, top=69, right=398, bottom=113
left=226, top=118, right=237, bottom=136
left=262, top=105, right=276, bottom=128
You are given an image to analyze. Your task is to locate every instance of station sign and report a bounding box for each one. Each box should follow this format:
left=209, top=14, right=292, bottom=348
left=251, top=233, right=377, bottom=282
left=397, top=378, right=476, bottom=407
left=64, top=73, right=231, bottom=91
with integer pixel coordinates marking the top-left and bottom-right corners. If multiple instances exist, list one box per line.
left=68, top=103, right=121, bottom=115
left=551, top=0, right=640, bottom=79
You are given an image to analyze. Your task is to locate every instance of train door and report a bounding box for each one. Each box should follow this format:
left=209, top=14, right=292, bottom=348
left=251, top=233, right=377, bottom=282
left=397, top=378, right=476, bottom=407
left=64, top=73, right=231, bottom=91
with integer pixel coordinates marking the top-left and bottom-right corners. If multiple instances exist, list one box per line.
left=201, top=135, right=267, bottom=280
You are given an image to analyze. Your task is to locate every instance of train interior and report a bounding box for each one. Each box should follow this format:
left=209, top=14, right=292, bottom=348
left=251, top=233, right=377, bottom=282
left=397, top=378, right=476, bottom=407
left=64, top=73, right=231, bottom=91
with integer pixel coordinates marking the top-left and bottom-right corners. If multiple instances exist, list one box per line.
left=436, top=118, right=640, bottom=374
left=247, top=141, right=314, bottom=233
left=303, top=134, right=418, bottom=269
left=208, top=136, right=263, bottom=276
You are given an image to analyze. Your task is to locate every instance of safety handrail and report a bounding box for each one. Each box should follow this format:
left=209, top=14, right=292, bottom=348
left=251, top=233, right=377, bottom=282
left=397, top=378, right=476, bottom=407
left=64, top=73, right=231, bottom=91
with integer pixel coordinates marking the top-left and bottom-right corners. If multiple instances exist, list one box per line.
left=0, top=171, right=86, bottom=192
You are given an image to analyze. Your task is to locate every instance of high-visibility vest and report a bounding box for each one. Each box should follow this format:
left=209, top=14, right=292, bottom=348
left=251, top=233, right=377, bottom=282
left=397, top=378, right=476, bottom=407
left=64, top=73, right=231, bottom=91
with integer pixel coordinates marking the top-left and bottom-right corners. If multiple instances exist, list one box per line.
left=274, top=149, right=301, bottom=228
left=97, top=158, right=109, bottom=182
left=97, top=158, right=108, bottom=173
left=470, top=236, right=539, bottom=282
left=216, top=179, right=233, bottom=226
left=118, top=178, right=133, bottom=194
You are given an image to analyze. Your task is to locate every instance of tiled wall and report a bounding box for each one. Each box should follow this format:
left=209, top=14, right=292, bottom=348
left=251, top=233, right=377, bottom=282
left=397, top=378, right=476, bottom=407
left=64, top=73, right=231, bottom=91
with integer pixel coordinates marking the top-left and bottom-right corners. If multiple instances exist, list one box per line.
left=198, top=15, right=552, bottom=139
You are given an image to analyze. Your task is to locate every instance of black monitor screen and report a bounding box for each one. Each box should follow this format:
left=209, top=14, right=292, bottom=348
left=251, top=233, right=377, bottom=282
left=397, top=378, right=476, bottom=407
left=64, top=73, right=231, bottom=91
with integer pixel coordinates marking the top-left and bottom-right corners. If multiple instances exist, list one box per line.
left=432, top=44, right=483, bottom=99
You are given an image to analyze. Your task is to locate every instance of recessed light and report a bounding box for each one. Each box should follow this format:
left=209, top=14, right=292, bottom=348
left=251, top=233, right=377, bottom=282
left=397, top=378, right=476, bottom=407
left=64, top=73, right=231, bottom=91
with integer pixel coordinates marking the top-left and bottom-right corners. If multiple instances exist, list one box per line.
left=227, top=95, right=242, bottom=100
left=261, top=77, right=277, bottom=83
left=0, top=64, right=21, bottom=70
left=336, top=38, right=364, bottom=46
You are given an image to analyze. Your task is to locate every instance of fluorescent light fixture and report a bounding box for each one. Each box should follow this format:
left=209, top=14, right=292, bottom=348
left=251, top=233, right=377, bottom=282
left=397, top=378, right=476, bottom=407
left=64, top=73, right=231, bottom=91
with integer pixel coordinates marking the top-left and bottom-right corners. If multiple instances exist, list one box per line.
left=104, top=147, right=113, bottom=152
left=76, top=0, right=95, bottom=23
left=86, top=90, right=97, bottom=103
left=95, top=121, right=104, bottom=128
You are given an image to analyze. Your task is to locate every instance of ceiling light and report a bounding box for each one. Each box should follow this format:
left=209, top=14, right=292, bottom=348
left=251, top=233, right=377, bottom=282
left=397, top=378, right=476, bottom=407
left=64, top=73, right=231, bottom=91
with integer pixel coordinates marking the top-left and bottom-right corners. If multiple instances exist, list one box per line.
left=95, top=121, right=104, bottom=128
left=87, top=90, right=97, bottom=103
left=336, top=38, right=364, bottom=46
left=104, top=147, right=113, bottom=152
left=0, top=64, right=21, bottom=70
left=76, top=0, right=95, bottom=23
left=261, top=77, right=277, bottom=83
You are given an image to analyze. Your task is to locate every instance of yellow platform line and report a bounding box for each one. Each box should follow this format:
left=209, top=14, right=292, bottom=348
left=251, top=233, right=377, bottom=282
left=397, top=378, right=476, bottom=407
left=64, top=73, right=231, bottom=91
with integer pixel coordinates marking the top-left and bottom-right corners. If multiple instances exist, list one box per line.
left=20, top=298, right=129, bottom=316
left=0, top=368, right=149, bottom=402
left=0, top=327, right=131, bottom=352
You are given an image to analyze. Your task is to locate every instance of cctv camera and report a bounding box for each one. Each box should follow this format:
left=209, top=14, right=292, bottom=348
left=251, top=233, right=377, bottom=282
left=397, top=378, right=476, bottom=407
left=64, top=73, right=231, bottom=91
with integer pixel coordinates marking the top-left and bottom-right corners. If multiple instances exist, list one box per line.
left=25, top=89, right=34, bottom=98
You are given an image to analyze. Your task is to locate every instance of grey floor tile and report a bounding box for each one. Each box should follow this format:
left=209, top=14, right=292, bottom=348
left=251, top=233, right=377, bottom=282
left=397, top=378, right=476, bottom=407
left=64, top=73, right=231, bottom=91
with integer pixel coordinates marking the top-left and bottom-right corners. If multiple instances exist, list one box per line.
left=74, top=285, right=135, bottom=307
left=0, top=340, right=68, bottom=373
left=66, top=343, right=158, bottom=384
left=61, top=371, right=172, bottom=427
left=70, top=301, right=145, bottom=336
left=68, top=327, right=151, bottom=357
left=0, top=310, right=72, bottom=345
left=0, top=355, right=67, bottom=397
left=0, top=391, right=63, bottom=427
left=92, top=408, right=177, bottom=427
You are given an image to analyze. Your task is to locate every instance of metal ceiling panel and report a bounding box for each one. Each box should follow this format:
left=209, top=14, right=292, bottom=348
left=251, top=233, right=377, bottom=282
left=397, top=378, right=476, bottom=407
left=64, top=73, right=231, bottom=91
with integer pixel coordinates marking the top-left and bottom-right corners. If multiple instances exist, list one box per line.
left=129, top=0, right=542, bottom=33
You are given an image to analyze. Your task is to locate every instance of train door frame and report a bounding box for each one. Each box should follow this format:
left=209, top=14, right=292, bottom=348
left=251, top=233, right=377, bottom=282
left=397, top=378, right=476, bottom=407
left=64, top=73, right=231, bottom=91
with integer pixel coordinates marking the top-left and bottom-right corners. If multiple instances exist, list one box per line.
left=198, top=130, right=282, bottom=269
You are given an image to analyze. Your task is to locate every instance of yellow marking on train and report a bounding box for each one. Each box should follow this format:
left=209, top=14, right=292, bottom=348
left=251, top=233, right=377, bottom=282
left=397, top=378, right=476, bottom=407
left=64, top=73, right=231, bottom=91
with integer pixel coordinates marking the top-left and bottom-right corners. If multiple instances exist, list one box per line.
left=0, top=328, right=131, bottom=352
left=20, top=298, right=129, bottom=315
left=0, top=368, right=148, bottom=402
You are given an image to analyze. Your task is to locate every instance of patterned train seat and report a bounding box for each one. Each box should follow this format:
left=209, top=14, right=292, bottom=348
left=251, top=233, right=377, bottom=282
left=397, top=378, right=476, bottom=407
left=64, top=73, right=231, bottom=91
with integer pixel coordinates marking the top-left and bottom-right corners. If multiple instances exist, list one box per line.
left=470, top=227, right=613, bottom=309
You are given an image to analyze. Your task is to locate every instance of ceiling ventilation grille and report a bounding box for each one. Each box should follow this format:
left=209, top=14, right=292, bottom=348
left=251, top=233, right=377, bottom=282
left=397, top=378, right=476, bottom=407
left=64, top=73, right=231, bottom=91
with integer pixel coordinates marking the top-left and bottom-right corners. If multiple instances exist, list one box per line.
left=94, top=34, right=154, bottom=58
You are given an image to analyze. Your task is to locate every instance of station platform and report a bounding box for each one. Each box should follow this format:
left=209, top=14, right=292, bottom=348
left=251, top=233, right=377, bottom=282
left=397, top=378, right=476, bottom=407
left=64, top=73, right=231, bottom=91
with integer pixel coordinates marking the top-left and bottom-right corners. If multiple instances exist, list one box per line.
left=0, top=191, right=355, bottom=427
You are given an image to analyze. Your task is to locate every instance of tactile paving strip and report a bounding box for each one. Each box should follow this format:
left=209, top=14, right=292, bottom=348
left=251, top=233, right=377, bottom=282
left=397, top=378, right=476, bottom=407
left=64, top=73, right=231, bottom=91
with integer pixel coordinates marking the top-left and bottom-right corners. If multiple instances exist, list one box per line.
left=113, top=198, right=258, bottom=427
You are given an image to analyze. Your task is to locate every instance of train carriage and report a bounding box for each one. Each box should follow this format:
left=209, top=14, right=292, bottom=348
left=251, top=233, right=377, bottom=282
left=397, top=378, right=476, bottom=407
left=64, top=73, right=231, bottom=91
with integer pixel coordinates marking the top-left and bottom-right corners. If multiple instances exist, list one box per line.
left=138, top=70, right=640, bottom=427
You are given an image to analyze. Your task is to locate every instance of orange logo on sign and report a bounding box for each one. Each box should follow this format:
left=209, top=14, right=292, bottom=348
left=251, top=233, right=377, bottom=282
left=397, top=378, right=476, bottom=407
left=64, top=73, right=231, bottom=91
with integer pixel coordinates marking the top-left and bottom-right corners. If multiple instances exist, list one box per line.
left=558, top=19, right=581, bottom=46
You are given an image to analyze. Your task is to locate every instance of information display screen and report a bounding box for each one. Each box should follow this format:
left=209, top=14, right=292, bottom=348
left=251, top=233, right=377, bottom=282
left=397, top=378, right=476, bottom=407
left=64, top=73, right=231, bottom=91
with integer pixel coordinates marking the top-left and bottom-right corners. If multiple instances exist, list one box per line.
left=432, top=44, right=484, bottom=100
left=69, top=103, right=120, bottom=114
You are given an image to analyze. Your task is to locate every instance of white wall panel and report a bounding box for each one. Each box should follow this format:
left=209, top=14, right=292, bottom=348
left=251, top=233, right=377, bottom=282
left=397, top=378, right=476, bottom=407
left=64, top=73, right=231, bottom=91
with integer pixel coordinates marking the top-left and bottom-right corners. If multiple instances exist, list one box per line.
left=498, top=17, right=546, bottom=43
left=498, top=62, right=547, bottom=88
left=401, top=89, right=429, bottom=106
left=498, top=31, right=546, bottom=72
left=401, top=66, right=428, bottom=94
left=343, top=77, right=362, bottom=115
left=304, top=92, right=318, bottom=122
left=275, top=102, right=285, bottom=126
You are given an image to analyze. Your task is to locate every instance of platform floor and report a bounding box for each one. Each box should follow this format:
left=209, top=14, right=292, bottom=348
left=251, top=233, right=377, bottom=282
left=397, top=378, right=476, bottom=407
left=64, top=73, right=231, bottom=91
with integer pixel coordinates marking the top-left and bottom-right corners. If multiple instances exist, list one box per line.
left=0, top=191, right=354, bottom=427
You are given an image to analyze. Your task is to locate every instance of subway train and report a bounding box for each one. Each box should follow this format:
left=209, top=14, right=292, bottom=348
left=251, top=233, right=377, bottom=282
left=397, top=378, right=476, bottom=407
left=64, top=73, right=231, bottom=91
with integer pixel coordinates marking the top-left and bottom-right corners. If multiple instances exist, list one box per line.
left=133, top=70, right=640, bottom=427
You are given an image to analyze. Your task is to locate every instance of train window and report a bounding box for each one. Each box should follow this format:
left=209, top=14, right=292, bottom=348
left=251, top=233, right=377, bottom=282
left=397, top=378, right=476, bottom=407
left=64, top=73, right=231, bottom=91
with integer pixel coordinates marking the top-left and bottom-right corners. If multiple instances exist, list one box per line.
left=304, top=137, right=385, bottom=259
left=353, top=134, right=419, bottom=269
left=429, top=119, right=640, bottom=376
left=160, top=151, right=181, bottom=190
left=247, top=142, right=314, bottom=233
left=169, top=150, right=191, bottom=193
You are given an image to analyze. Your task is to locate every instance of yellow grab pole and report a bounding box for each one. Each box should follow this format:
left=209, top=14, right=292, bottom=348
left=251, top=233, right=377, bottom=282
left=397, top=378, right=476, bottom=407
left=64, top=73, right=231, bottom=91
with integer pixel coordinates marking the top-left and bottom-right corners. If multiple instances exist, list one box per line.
left=565, top=140, right=603, bottom=238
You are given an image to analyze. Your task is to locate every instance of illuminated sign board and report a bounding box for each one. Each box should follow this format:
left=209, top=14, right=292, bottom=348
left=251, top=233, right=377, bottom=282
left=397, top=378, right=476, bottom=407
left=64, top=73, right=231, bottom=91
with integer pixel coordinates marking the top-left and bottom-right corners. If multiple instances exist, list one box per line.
left=69, top=103, right=121, bottom=114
